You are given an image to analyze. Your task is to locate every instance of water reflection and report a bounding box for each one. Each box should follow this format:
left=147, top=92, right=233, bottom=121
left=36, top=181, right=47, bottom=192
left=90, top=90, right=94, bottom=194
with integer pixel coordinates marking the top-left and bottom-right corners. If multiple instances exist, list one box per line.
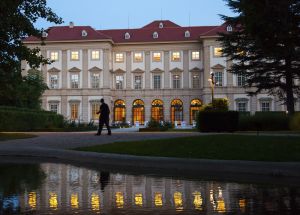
left=0, top=162, right=299, bottom=214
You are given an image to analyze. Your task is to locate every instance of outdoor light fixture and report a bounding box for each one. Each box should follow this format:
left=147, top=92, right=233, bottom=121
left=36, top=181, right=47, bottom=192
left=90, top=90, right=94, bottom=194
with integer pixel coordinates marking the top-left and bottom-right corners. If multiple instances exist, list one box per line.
left=208, top=71, right=215, bottom=102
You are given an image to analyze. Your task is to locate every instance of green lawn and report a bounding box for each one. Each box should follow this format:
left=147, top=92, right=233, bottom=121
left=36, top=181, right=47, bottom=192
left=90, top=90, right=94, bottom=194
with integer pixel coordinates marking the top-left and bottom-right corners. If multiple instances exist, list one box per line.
left=76, top=134, right=300, bottom=162
left=0, top=133, right=36, bottom=141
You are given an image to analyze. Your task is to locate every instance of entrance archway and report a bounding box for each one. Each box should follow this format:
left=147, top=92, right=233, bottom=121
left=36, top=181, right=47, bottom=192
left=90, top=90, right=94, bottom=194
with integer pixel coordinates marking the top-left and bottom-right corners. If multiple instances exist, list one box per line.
left=114, top=100, right=126, bottom=122
left=171, top=99, right=183, bottom=124
left=190, top=99, right=202, bottom=124
left=151, top=99, right=164, bottom=122
left=132, top=99, right=145, bottom=125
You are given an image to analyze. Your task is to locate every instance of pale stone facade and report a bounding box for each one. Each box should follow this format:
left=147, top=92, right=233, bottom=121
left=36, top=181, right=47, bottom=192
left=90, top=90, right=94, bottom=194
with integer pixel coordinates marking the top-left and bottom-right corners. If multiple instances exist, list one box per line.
left=23, top=21, right=297, bottom=124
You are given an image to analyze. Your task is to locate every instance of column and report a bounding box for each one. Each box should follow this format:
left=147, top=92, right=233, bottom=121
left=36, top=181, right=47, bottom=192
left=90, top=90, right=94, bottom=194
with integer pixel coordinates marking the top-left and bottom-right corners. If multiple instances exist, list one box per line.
left=102, top=49, right=111, bottom=88
left=82, top=49, right=88, bottom=88
left=82, top=96, right=89, bottom=122
left=62, top=50, right=68, bottom=89
left=203, top=41, right=211, bottom=88
left=164, top=51, right=170, bottom=89
left=145, top=51, right=151, bottom=89
left=183, top=50, right=189, bottom=89
left=126, top=51, right=132, bottom=89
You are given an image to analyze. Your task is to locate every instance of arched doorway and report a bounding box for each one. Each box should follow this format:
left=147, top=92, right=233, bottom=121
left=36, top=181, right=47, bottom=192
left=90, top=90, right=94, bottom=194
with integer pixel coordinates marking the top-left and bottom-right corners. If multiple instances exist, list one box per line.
left=114, top=100, right=126, bottom=122
left=132, top=99, right=145, bottom=125
left=151, top=99, right=164, bottom=122
left=190, top=99, right=202, bottom=124
left=171, top=99, right=183, bottom=124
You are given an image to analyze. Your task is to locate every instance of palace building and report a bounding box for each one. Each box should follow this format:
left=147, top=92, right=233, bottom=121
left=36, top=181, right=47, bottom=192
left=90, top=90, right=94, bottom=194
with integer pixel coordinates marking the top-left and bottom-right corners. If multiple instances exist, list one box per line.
left=23, top=20, right=298, bottom=125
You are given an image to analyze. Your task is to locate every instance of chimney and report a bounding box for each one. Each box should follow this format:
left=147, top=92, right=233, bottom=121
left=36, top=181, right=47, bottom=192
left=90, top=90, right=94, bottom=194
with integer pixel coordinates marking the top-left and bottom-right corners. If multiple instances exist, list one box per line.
left=69, top=21, right=74, bottom=28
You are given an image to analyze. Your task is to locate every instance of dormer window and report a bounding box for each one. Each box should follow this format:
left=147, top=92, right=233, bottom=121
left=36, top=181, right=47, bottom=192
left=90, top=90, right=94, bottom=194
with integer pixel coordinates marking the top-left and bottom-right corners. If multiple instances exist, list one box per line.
left=159, top=22, right=164, bottom=28
left=82, top=30, right=88, bottom=37
left=125, top=32, right=130, bottom=40
left=226, top=25, right=233, bottom=32
left=42, top=31, right=48, bottom=38
left=185, top=30, right=190, bottom=38
left=153, top=32, right=158, bottom=39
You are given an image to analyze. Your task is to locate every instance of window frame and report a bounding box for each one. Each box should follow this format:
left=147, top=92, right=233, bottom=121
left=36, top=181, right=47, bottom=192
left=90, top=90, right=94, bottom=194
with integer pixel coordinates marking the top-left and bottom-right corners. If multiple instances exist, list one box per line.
left=70, top=73, right=80, bottom=89
left=50, top=51, right=59, bottom=61
left=91, top=50, right=100, bottom=60
left=173, top=74, right=181, bottom=89
left=191, top=51, right=200, bottom=61
left=214, top=71, right=223, bottom=87
left=213, top=47, right=223, bottom=58
left=90, top=73, right=100, bottom=89
left=152, top=52, right=162, bottom=62
left=153, top=75, right=161, bottom=90
left=115, top=53, right=124, bottom=63
left=134, top=75, right=142, bottom=90
left=192, top=74, right=200, bottom=89
left=115, top=75, right=124, bottom=90
left=49, top=74, right=59, bottom=89
left=49, top=103, right=59, bottom=113
left=70, top=51, right=80, bottom=61
left=171, top=51, right=181, bottom=62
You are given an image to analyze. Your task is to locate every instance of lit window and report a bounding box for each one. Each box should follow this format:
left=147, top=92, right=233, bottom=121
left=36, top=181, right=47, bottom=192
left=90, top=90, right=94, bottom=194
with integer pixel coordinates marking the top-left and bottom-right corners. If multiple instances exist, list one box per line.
left=192, top=75, right=200, bottom=88
left=190, top=99, right=202, bottom=124
left=91, top=103, right=100, bottom=120
left=114, top=100, right=126, bottom=122
left=214, top=72, right=223, bottom=86
left=153, top=75, right=161, bottom=89
left=237, top=74, right=246, bottom=86
left=151, top=100, right=164, bottom=122
left=134, top=193, right=143, bottom=206
left=173, top=75, right=181, bottom=89
left=134, top=52, right=143, bottom=62
left=153, top=52, right=161, bottom=62
left=49, top=103, right=59, bottom=113
left=50, top=51, right=59, bottom=61
left=116, top=75, right=123, bottom=89
left=49, top=74, right=58, bottom=89
left=71, top=51, right=79, bottom=60
left=71, top=74, right=79, bottom=88
left=70, top=103, right=79, bottom=120
left=171, top=99, right=183, bottom=124
left=214, top=47, right=223, bottom=57
left=237, top=102, right=247, bottom=112
left=134, top=75, right=142, bottom=89
left=172, top=52, right=181, bottom=61
left=115, top=53, right=124, bottom=62
left=91, top=73, right=100, bottom=88
left=91, top=50, right=100, bottom=60
left=191, top=51, right=200, bottom=60
left=261, top=101, right=271, bottom=112
left=133, top=99, right=145, bottom=125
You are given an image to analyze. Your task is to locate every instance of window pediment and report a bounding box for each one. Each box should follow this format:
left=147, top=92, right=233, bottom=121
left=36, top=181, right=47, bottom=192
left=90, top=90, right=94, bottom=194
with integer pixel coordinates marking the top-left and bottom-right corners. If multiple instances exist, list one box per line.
left=69, top=99, right=81, bottom=103
left=132, top=68, right=145, bottom=73
left=235, top=98, right=249, bottom=102
left=48, top=100, right=60, bottom=103
left=68, top=67, right=81, bottom=73
left=151, top=68, right=164, bottom=73
left=48, top=67, right=60, bottom=73
left=259, top=97, right=272, bottom=101
left=189, top=67, right=202, bottom=73
left=170, top=67, right=183, bottom=73
left=211, top=64, right=225, bottom=70
left=112, top=68, right=126, bottom=74
left=88, top=66, right=102, bottom=72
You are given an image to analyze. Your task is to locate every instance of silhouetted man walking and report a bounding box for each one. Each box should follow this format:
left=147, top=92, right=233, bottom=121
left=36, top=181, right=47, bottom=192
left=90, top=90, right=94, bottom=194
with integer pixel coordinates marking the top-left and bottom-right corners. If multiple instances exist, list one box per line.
left=96, top=98, right=112, bottom=135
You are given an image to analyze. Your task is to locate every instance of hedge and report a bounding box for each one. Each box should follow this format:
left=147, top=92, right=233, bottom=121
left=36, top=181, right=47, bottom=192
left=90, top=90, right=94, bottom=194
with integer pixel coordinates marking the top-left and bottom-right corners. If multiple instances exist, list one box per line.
left=197, top=111, right=239, bottom=132
left=0, top=107, right=64, bottom=131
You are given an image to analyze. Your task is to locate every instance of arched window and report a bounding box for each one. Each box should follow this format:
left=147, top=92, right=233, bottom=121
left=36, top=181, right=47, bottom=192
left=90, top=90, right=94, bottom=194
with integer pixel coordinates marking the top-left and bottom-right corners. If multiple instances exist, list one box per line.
left=114, top=100, right=126, bottom=122
left=151, top=100, right=164, bottom=122
left=171, top=99, right=183, bottom=124
left=153, top=32, right=158, bottom=39
left=124, top=32, right=130, bottom=40
left=190, top=99, right=202, bottom=124
left=185, top=30, right=190, bottom=38
left=132, top=99, right=145, bottom=125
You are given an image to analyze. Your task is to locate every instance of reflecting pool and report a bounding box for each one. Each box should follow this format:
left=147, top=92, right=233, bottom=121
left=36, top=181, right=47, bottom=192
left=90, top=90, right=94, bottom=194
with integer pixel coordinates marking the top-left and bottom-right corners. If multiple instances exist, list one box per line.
left=0, top=162, right=299, bottom=214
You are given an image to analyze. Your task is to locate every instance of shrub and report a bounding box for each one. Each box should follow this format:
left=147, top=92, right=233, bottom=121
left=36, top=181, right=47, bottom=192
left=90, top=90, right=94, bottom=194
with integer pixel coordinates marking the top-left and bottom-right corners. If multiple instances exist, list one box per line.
left=290, top=113, right=300, bottom=131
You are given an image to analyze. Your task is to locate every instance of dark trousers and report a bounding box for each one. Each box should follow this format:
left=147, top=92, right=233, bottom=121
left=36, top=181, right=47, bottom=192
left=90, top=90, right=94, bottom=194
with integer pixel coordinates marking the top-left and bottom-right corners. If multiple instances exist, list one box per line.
left=97, top=118, right=111, bottom=135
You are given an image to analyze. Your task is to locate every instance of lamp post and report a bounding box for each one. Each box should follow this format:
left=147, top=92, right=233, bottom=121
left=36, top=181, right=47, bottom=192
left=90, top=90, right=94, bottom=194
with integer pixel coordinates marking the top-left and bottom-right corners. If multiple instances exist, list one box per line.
left=208, top=71, right=215, bottom=103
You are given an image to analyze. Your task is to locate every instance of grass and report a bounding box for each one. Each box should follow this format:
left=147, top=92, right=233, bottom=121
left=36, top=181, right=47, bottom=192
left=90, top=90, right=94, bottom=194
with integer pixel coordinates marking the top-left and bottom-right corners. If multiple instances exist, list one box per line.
left=0, top=133, right=36, bottom=141
left=76, top=134, right=300, bottom=162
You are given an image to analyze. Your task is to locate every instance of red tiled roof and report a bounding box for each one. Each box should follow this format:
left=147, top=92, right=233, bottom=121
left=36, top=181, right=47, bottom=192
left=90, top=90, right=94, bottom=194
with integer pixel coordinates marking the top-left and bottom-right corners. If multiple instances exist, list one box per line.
left=25, top=26, right=111, bottom=42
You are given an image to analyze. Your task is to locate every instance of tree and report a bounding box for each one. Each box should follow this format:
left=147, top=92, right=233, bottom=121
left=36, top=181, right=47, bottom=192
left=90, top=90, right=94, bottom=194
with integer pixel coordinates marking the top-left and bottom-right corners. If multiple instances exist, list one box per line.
left=0, top=0, right=62, bottom=108
left=219, top=0, right=300, bottom=114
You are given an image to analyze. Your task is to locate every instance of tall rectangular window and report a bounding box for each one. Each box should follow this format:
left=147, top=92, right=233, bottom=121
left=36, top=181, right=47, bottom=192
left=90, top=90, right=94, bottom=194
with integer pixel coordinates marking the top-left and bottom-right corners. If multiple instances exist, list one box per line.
left=237, top=74, right=246, bottom=86
left=237, top=102, right=247, bottom=112
left=70, top=103, right=79, bottom=120
left=115, top=53, right=124, bottom=62
left=192, top=75, right=200, bottom=88
left=172, top=52, right=181, bottom=61
left=134, top=52, right=143, bottom=62
left=49, top=74, right=58, bottom=89
left=191, top=51, right=200, bottom=60
left=214, top=72, right=223, bottom=86
left=261, top=101, right=270, bottom=112
left=173, top=75, right=181, bottom=89
left=134, top=75, right=142, bottom=89
left=91, top=73, right=100, bottom=88
left=116, top=75, right=123, bottom=89
left=71, top=74, right=79, bottom=88
left=91, top=103, right=100, bottom=120
left=91, top=50, right=100, bottom=60
left=153, top=75, right=161, bottom=89
left=71, top=51, right=79, bottom=61
left=214, top=47, right=223, bottom=57
left=152, top=52, right=161, bottom=62
left=49, top=103, right=59, bottom=113
left=50, top=51, right=59, bottom=61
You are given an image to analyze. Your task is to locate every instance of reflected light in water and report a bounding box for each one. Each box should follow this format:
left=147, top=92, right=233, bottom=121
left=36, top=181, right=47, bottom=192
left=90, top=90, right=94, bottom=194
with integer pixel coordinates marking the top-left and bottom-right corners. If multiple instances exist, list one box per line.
left=239, top=199, right=246, bottom=213
left=210, top=190, right=216, bottom=210
left=193, top=191, right=203, bottom=210
left=134, top=193, right=143, bottom=207
left=217, top=188, right=226, bottom=213
left=91, top=193, right=100, bottom=212
left=154, top=192, right=163, bottom=207
left=49, top=192, right=58, bottom=210
left=174, top=192, right=183, bottom=211
left=71, top=193, right=79, bottom=209
left=28, top=192, right=37, bottom=209
left=115, top=192, right=124, bottom=208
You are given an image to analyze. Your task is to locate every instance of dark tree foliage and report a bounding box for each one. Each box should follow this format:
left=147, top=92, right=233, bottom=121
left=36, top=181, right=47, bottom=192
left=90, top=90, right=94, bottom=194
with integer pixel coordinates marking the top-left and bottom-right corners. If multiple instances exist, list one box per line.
left=219, top=0, right=300, bottom=114
left=0, top=0, right=62, bottom=108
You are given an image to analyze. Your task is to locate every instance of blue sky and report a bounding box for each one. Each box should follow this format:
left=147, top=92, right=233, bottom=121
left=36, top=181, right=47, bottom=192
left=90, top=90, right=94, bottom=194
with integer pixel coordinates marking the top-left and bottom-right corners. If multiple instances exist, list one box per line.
left=36, top=0, right=235, bottom=30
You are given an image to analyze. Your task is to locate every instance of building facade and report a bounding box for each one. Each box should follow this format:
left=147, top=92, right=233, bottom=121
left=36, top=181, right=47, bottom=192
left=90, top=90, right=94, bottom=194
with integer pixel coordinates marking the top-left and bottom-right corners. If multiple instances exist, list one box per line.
left=23, top=20, right=298, bottom=125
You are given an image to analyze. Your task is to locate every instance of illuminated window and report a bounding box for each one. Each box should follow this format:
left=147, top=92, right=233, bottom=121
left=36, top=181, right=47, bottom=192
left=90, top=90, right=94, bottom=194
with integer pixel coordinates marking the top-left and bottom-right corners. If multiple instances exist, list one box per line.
left=115, top=192, right=124, bottom=208
left=49, top=103, right=59, bottom=113
left=153, top=75, right=161, bottom=89
left=71, top=73, right=79, bottom=88
left=192, top=75, right=200, bottom=89
left=154, top=192, right=163, bottom=207
left=49, top=74, right=58, bottom=89
left=134, top=193, right=143, bottom=206
left=237, top=74, right=246, bottom=86
left=71, top=193, right=79, bottom=209
left=70, top=103, right=79, bottom=120
left=115, top=53, right=124, bottom=62
left=190, top=99, right=202, bottom=124
left=91, top=73, right=100, bottom=88
left=133, top=99, right=145, bottom=125
left=261, top=101, right=271, bottom=112
left=173, top=75, right=181, bottom=89
left=214, top=72, right=223, bottom=86
left=134, top=52, right=143, bottom=62
left=174, top=192, right=183, bottom=211
left=49, top=192, right=58, bottom=210
left=172, top=51, right=181, bottom=61
left=114, top=100, right=126, bottom=122
left=151, top=99, right=164, bottom=122
left=214, top=47, right=223, bottom=57
left=171, top=99, right=183, bottom=124
left=191, top=51, right=200, bottom=60
left=115, top=75, right=123, bottom=89
left=91, top=102, right=100, bottom=120
left=193, top=192, right=203, bottom=210
left=91, top=193, right=100, bottom=211
left=134, top=75, right=142, bottom=89
left=91, top=50, right=100, bottom=60
left=153, top=52, right=161, bottom=62
left=71, top=51, right=79, bottom=60
left=50, top=51, right=59, bottom=61
left=28, top=192, right=37, bottom=209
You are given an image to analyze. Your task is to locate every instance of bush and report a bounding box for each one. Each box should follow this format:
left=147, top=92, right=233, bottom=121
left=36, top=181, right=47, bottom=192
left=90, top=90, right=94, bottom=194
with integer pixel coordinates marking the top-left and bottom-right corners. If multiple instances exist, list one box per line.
left=0, top=107, right=64, bottom=131
left=197, top=111, right=239, bottom=132
left=290, top=113, right=300, bottom=131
